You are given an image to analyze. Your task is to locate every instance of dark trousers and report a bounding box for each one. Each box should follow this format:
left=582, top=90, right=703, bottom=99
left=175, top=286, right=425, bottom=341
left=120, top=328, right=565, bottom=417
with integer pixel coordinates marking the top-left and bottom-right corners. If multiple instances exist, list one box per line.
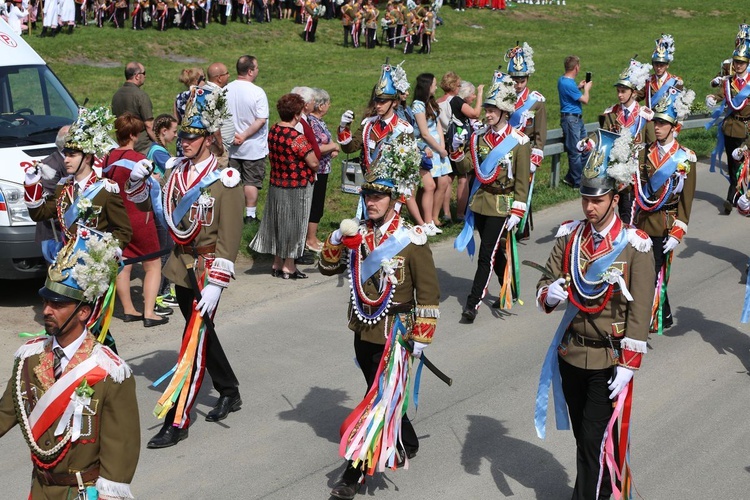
left=559, top=358, right=617, bottom=500
left=163, top=285, right=239, bottom=427
left=366, top=27, right=376, bottom=48
left=466, top=213, right=507, bottom=310
left=419, top=32, right=431, bottom=53
left=305, top=18, right=317, bottom=41
left=386, top=27, right=395, bottom=48
left=343, top=25, right=350, bottom=46
left=724, top=134, right=745, bottom=204
left=650, top=235, right=671, bottom=324
left=342, top=335, right=419, bottom=481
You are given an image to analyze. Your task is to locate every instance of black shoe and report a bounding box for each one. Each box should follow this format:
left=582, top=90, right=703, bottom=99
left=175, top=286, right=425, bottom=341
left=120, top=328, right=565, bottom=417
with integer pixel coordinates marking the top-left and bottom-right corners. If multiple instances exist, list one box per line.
left=662, top=314, right=674, bottom=329
left=561, top=177, right=575, bottom=188
left=154, top=304, right=173, bottom=316
left=122, top=313, right=143, bottom=323
left=330, top=477, right=362, bottom=500
left=143, top=316, right=169, bottom=328
left=283, top=269, right=307, bottom=280
left=396, top=447, right=418, bottom=468
left=205, top=394, right=242, bottom=422
left=295, top=251, right=315, bottom=266
left=244, top=215, right=260, bottom=224
left=147, top=426, right=188, bottom=449
left=724, top=200, right=734, bottom=215
left=272, top=268, right=282, bottom=278
left=461, top=308, right=477, bottom=323
left=490, top=299, right=501, bottom=309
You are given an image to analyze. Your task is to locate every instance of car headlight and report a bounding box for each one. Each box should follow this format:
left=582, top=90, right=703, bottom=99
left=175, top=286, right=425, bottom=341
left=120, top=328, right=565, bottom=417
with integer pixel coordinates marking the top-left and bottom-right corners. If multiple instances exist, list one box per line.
left=0, top=181, right=34, bottom=225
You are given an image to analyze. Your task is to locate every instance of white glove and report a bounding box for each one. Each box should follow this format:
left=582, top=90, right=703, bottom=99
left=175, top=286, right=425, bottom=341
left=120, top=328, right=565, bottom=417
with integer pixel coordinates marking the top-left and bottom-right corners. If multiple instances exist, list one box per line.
left=530, top=147, right=544, bottom=169
left=545, top=278, right=568, bottom=307
left=196, top=283, right=222, bottom=317
left=576, top=138, right=594, bottom=152
left=114, top=246, right=123, bottom=263
left=340, top=109, right=354, bottom=129
left=710, top=76, right=722, bottom=87
left=608, top=366, right=634, bottom=399
left=24, top=166, right=41, bottom=186
left=663, top=236, right=679, bottom=254
left=505, top=214, right=521, bottom=231
left=129, top=159, right=153, bottom=183
left=732, top=146, right=747, bottom=161
left=411, top=341, right=427, bottom=359
left=330, top=229, right=343, bottom=246
left=738, top=194, right=750, bottom=212
left=452, top=128, right=468, bottom=151
left=705, top=95, right=718, bottom=108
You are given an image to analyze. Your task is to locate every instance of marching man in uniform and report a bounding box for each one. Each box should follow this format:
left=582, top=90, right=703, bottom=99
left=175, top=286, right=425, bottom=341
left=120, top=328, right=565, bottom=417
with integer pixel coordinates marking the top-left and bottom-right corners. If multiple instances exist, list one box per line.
left=0, top=226, right=140, bottom=499
left=505, top=42, right=547, bottom=239
left=535, top=130, right=655, bottom=500
left=127, top=85, right=245, bottom=449
left=632, top=87, right=696, bottom=333
left=640, top=34, right=683, bottom=142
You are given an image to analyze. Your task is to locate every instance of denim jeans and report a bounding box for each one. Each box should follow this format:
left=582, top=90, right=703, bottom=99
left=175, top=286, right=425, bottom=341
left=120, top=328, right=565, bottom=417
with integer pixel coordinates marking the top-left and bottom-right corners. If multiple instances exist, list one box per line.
left=561, top=114, right=590, bottom=187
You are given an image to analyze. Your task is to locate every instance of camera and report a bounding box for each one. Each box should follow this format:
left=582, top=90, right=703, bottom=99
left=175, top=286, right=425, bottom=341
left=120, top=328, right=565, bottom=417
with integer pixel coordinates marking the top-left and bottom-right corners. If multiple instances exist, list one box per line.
left=585, top=72, right=592, bottom=83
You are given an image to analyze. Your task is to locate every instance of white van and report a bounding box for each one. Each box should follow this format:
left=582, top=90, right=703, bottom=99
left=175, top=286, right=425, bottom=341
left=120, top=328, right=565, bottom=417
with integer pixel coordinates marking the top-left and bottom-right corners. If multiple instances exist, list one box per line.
left=0, top=19, right=78, bottom=279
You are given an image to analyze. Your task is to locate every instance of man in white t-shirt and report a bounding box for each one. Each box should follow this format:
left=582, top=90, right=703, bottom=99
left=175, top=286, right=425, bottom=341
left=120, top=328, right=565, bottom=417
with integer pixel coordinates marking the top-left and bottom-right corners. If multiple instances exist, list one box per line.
left=226, top=55, right=269, bottom=224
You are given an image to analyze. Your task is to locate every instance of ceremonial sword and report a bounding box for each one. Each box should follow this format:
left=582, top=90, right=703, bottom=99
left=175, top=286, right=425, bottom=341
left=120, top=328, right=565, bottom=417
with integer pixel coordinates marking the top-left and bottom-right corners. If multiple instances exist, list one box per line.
left=420, top=354, right=452, bottom=386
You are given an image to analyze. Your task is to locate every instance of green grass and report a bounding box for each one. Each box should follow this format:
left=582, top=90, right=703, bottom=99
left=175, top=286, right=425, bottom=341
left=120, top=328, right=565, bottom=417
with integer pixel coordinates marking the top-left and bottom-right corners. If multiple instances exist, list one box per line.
left=24, top=0, right=744, bottom=249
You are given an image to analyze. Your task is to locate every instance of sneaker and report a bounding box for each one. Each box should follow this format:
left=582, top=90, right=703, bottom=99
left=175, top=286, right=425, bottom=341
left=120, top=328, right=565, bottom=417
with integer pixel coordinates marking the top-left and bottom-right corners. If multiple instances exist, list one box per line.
left=422, top=223, right=437, bottom=236
left=158, top=294, right=178, bottom=307
left=426, top=222, right=443, bottom=235
left=244, top=215, right=260, bottom=225
left=154, top=304, right=174, bottom=316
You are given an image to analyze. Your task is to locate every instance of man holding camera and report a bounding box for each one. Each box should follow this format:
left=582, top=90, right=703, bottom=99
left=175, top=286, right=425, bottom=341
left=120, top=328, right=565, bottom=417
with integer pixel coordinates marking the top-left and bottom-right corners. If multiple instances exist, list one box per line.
left=558, top=55, right=593, bottom=189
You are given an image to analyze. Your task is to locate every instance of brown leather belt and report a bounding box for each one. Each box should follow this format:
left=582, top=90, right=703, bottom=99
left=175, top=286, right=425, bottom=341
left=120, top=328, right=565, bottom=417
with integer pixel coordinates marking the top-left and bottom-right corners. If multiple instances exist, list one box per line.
left=479, top=184, right=513, bottom=195
left=175, top=243, right=216, bottom=256
left=571, top=331, right=620, bottom=349
left=34, top=465, right=100, bottom=487
left=729, top=114, right=750, bottom=122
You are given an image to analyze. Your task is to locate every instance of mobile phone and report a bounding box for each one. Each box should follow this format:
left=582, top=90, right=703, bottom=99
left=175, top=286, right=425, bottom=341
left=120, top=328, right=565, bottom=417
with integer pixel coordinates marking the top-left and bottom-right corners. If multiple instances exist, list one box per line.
left=585, top=72, right=592, bottom=83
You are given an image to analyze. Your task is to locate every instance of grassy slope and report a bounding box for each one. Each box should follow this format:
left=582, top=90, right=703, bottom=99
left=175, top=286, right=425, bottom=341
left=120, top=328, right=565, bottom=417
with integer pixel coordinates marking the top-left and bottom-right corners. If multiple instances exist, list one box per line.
left=25, top=0, right=743, bottom=242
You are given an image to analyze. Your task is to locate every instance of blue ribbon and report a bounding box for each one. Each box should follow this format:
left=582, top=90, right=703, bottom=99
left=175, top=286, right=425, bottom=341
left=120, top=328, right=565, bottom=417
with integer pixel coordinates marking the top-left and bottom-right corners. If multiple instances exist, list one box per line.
left=706, top=81, right=750, bottom=175
left=412, top=357, right=424, bottom=411
left=455, top=131, right=520, bottom=257
left=648, top=77, right=677, bottom=108
left=360, top=227, right=412, bottom=282
left=151, top=364, right=177, bottom=387
left=509, top=93, right=539, bottom=129
left=742, top=256, right=750, bottom=324
left=171, top=170, right=222, bottom=226
left=644, top=149, right=688, bottom=197
left=534, top=225, right=630, bottom=439
left=63, top=181, right=106, bottom=229
left=106, top=158, right=167, bottom=228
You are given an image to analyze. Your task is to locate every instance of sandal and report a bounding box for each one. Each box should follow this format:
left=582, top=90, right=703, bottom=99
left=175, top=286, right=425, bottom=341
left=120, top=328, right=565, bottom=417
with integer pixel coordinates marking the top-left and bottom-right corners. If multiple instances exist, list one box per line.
left=282, top=270, right=308, bottom=280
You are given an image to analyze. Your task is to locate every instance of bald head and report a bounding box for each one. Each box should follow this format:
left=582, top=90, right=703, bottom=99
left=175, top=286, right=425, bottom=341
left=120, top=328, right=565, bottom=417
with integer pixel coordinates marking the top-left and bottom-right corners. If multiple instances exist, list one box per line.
left=207, top=62, right=230, bottom=87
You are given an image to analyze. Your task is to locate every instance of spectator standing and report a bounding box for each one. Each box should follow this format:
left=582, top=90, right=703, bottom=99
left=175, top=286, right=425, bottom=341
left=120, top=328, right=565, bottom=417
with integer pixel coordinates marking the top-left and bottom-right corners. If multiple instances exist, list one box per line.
left=226, top=55, right=269, bottom=224
left=204, top=62, right=236, bottom=168
left=111, top=61, right=157, bottom=155
left=558, top=55, right=592, bottom=189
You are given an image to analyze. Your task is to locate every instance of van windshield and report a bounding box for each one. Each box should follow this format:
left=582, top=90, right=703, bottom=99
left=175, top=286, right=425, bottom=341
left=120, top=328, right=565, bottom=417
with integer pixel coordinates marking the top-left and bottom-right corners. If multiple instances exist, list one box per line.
left=0, top=65, right=78, bottom=147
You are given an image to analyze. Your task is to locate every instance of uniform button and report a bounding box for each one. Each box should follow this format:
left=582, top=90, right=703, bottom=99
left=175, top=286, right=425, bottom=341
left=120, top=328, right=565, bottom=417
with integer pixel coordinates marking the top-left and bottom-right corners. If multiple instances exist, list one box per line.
left=45, top=440, right=51, bottom=446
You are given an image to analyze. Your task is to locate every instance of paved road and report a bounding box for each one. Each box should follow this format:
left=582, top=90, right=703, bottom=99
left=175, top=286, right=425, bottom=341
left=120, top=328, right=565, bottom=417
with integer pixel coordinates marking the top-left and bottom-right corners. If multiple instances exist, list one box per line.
left=1, top=160, right=749, bottom=499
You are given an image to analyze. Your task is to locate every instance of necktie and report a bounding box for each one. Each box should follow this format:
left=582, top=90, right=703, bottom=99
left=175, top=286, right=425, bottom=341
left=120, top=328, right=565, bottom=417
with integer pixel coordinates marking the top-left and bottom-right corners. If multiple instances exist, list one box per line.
left=374, top=226, right=382, bottom=245
left=187, top=165, right=198, bottom=185
left=592, top=232, right=604, bottom=249
left=623, top=108, right=630, bottom=122
left=53, top=347, right=65, bottom=380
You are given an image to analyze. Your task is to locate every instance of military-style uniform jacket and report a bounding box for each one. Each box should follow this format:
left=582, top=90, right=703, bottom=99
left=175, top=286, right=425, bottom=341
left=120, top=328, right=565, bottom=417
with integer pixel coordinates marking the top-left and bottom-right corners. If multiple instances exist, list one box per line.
left=637, top=72, right=684, bottom=108
left=537, top=218, right=655, bottom=371
left=341, top=2, right=354, bottom=26
left=27, top=172, right=132, bottom=250
left=363, top=4, right=378, bottom=29
left=0, top=333, right=140, bottom=499
left=128, top=154, right=244, bottom=289
left=319, top=217, right=440, bottom=346
left=511, top=88, right=547, bottom=154
left=710, top=73, right=750, bottom=139
left=338, top=113, right=414, bottom=174
left=599, top=101, right=655, bottom=144
left=634, top=140, right=696, bottom=239
left=468, top=124, right=531, bottom=218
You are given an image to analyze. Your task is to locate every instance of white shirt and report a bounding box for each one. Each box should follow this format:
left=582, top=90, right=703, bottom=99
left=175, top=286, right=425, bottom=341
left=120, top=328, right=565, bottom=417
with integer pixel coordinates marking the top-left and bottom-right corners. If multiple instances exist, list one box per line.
left=658, top=139, right=675, bottom=159
left=592, top=214, right=617, bottom=245
left=225, top=79, right=269, bottom=161
left=52, top=330, right=88, bottom=373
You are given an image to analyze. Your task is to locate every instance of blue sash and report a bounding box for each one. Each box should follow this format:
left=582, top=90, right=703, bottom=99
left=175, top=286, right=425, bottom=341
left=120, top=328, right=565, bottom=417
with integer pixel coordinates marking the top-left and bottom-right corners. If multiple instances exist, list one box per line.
left=360, top=226, right=412, bottom=282
left=649, top=77, right=677, bottom=108
left=645, top=148, right=688, bottom=197
left=63, top=181, right=106, bottom=229
left=509, top=93, right=539, bottom=129
left=706, top=80, right=750, bottom=174
left=106, top=158, right=167, bottom=228
left=626, top=114, right=646, bottom=138
left=455, top=131, right=520, bottom=257
left=171, top=170, right=222, bottom=227
left=534, top=226, right=629, bottom=439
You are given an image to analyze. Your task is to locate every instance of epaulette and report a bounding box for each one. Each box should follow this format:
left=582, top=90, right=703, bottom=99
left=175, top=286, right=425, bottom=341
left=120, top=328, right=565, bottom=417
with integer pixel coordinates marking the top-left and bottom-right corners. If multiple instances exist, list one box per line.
left=510, top=128, right=530, bottom=145
left=555, top=219, right=582, bottom=238
left=603, top=105, right=615, bottom=115
left=638, top=106, right=654, bottom=120
left=220, top=167, right=241, bottom=188
left=14, top=337, right=48, bottom=360
left=530, top=90, right=546, bottom=103
left=627, top=227, right=653, bottom=253
left=92, top=344, right=132, bottom=383
left=681, top=146, right=697, bottom=163
left=101, top=178, right=120, bottom=194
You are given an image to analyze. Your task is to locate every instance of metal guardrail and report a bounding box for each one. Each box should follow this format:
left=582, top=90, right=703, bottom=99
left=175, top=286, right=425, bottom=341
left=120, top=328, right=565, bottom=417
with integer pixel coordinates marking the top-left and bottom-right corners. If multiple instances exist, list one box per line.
left=544, top=112, right=713, bottom=188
